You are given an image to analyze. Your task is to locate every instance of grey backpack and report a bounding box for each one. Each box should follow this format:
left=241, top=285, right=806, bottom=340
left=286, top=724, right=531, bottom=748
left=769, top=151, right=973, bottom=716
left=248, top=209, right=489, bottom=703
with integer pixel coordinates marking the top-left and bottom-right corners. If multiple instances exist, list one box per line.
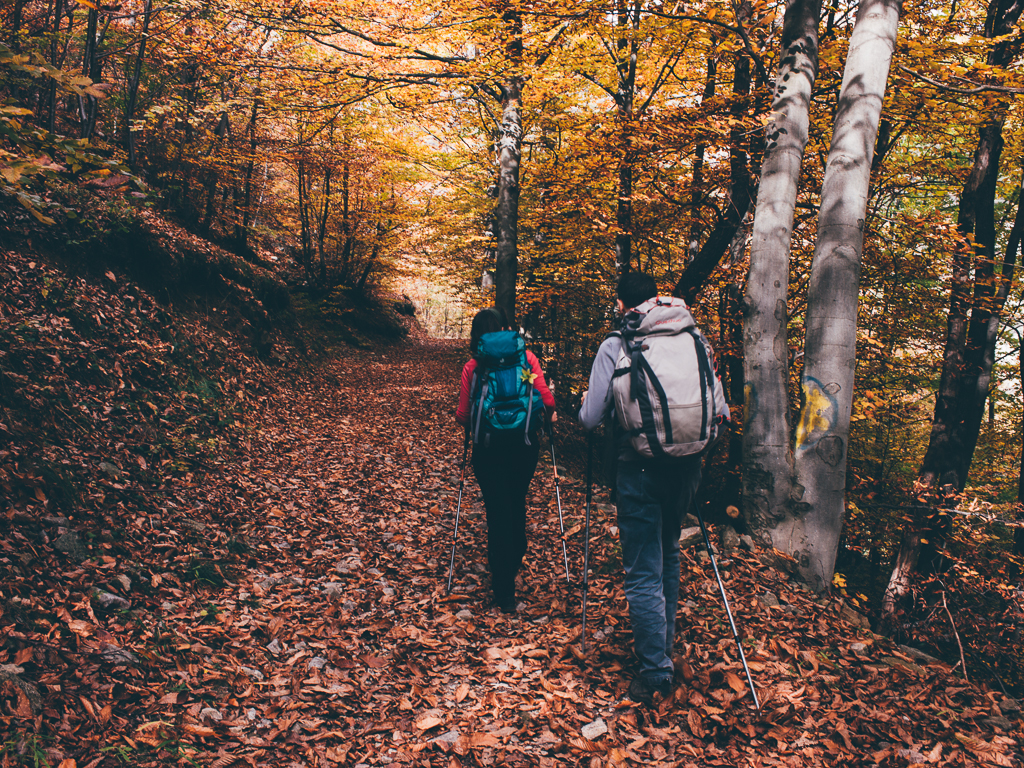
left=610, top=297, right=720, bottom=458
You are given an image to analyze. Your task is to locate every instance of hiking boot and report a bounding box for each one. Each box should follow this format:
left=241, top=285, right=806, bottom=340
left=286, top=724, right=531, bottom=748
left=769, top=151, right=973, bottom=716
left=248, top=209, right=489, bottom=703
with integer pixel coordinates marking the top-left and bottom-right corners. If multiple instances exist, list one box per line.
left=625, top=676, right=672, bottom=707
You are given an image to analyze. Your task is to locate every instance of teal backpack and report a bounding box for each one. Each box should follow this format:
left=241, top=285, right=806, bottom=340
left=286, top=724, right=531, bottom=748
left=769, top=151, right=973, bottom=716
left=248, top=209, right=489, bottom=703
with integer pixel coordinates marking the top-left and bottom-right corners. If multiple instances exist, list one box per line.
left=470, top=330, right=545, bottom=446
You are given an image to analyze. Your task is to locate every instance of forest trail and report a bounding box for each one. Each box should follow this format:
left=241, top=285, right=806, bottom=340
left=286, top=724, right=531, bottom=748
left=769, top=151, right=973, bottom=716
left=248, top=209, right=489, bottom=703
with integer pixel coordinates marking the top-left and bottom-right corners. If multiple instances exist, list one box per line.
left=142, top=337, right=1021, bottom=767
left=5, top=327, right=1022, bottom=767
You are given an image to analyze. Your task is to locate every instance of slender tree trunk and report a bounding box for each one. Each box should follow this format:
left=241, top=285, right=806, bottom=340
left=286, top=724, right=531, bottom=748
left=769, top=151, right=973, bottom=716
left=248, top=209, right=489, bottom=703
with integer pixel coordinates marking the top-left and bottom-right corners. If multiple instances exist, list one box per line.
left=1017, top=328, right=1024, bottom=558
left=44, top=0, right=64, bottom=131
left=689, top=57, right=717, bottom=263
left=791, top=0, right=900, bottom=592
left=884, top=0, right=1024, bottom=617
left=493, top=1, right=524, bottom=325
left=7, top=0, right=26, bottom=51
left=239, top=94, right=260, bottom=245
left=317, top=166, right=332, bottom=286
left=613, top=0, right=639, bottom=277
left=80, top=7, right=99, bottom=139
left=743, top=0, right=821, bottom=547
left=125, top=0, right=153, bottom=169
left=297, top=151, right=314, bottom=281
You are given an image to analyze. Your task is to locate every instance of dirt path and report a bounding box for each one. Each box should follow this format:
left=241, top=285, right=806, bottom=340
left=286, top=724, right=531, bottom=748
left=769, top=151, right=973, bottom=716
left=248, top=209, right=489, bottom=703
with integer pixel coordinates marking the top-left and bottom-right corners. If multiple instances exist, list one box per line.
left=8, top=334, right=1020, bottom=768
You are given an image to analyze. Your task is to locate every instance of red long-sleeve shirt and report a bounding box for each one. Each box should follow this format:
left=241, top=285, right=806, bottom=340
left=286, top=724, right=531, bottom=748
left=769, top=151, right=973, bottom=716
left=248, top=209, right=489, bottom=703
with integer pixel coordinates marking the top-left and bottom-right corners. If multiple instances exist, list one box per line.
left=455, top=350, right=556, bottom=426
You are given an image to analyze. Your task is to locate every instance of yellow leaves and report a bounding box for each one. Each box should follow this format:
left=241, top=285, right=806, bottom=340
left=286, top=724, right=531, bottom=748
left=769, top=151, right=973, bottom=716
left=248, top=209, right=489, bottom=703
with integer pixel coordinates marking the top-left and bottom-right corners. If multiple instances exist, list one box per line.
left=520, top=367, right=537, bottom=385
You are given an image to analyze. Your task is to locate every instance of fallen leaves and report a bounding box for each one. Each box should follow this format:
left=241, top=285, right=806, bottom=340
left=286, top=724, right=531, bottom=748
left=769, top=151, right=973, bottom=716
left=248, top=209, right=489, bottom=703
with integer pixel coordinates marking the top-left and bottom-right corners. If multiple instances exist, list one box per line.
left=0, top=246, right=1021, bottom=767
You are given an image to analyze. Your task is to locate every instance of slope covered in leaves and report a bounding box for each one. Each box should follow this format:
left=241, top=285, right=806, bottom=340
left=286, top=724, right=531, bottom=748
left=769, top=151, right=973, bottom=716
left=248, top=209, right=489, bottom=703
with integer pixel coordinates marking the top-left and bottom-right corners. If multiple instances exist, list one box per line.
left=0, top=249, right=1022, bottom=767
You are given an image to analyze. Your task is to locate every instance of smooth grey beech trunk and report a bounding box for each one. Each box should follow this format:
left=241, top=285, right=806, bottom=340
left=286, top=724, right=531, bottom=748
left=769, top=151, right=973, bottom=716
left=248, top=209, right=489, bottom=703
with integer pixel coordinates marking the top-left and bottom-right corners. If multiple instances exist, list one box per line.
left=791, top=0, right=901, bottom=591
left=494, top=79, right=523, bottom=325
left=742, top=0, right=821, bottom=547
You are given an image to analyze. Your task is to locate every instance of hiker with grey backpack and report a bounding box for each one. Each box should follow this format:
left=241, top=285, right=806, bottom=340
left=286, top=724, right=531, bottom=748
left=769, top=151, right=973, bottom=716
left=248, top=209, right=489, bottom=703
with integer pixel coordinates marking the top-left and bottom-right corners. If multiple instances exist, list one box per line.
left=455, top=307, right=557, bottom=613
left=578, top=273, right=730, bottom=706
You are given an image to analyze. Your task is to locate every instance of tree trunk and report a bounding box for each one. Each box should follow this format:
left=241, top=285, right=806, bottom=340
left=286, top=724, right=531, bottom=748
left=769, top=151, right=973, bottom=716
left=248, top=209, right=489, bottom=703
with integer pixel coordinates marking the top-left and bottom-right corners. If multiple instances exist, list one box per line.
left=317, top=166, right=332, bottom=286
left=7, top=0, right=26, bottom=51
left=791, top=0, right=900, bottom=592
left=44, top=0, right=65, bottom=131
left=689, top=57, right=717, bottom=263
left=296, top=142, right=313, bottom=281
left=613, top=0, right=638, bottom=277
left=493, top=1, right=524, bottom=325
left=124, top=0, right=153, bottom=169
left=239, top=94, right=260, bottom=246
left=742, top=0, right=821, bottom=548
left=80, top=7, right=99, bottom=139
left=1017, top=327, right=1024, bottom=558
left=884, top=0, right=1024, bottom=616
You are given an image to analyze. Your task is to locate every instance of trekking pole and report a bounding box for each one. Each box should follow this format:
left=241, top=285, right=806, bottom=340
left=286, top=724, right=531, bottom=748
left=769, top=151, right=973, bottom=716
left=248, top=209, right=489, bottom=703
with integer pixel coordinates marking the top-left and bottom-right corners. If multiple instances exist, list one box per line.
left=694, top=505, right=761, bottom=710
left=581, top=432, right=594, bottom=654
left=547, top=422, right=571, bottom=583
left=446, top=429, right=471, bottom=594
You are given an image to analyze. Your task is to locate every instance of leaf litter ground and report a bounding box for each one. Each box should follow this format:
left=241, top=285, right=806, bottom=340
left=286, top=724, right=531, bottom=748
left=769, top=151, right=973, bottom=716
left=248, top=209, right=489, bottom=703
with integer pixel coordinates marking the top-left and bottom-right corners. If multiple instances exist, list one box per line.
left=1, top=251, right=1021, bottom=766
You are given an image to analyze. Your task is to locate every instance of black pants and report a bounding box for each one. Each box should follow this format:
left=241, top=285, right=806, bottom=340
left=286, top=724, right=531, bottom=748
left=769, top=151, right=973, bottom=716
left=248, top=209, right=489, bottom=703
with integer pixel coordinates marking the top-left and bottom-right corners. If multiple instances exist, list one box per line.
left=472, top=434, right=541, bottom=602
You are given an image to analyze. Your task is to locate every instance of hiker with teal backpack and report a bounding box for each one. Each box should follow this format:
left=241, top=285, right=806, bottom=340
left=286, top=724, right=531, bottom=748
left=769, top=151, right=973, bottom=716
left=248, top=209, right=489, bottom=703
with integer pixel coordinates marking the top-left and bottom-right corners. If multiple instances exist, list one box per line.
left=455, top=307, right=557, bottom=613
left=579, top=273, right=730, bottom=705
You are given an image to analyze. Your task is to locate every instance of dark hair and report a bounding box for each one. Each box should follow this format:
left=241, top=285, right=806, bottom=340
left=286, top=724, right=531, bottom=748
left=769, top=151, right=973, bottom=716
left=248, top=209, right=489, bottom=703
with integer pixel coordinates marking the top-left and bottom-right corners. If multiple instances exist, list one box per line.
left=616, top=272, right=658, bottom=309
left=470, top=307, right=509, bottom=355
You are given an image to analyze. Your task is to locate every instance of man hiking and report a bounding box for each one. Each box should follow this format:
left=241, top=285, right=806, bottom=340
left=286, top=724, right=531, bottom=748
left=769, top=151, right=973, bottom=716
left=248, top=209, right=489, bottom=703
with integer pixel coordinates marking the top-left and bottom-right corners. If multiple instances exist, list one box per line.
left=578, top=272, right=730, bottom=705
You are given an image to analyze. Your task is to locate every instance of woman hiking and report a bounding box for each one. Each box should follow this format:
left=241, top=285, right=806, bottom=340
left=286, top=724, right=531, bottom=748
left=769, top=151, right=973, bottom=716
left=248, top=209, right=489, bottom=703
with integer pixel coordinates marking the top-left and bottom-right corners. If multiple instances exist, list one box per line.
left=455, top=307, right=557, bottom=613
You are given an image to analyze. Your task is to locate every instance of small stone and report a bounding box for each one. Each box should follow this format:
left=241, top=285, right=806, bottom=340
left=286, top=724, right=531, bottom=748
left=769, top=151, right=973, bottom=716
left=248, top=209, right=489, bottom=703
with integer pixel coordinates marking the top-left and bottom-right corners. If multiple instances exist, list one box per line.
left=896, top=749, right=925, bottom=763
left=266, top=638, right=283, bottom=655
left=839, top=603, right=871, bottom=630
left=591, top=630, right=606, bottom=642
left=246, top=708, right=259, bottom=721
left=679, top=527, right=702, bottom=548
left=998, top=698, right=1021, bottom=718
left=323, top=583, right=346, bottom=600
left=433, top=730, right=461, bottom=744
left=307, top=656, right=328, bottom=671
left=99, top=461, right=122, bottom=478
left=341, top=599, right=357, bottom=611
left=739, top=534, right=757, bottom=552
left=456, top=610, right=473, bottom=620
left=258, top=577, right=280, bottom=591
left=897, top=644, right=941, bottom=665
left=850, top=642, right=870, bottom=657
left=367, top=568, right=382, bottom=577
left=161, top=601, right=176, bottom=613
left=114, top=574, right=132, bottom=592
left=53, top=531, right=88, bottom=562
left=92, top=589, right=131, bottom=611
left=200, top=707, right=223, bottom=722
left=718, top=525, right=740, bottom=553
left=240, top=666, right=265, bottom=681
left=984, top=716, right=1014, bottom=731
left=581, top=718, right=608, bottom=740
left=100, top=643, right=139, bottom=667
left=759, top=592, right=781, bottom=608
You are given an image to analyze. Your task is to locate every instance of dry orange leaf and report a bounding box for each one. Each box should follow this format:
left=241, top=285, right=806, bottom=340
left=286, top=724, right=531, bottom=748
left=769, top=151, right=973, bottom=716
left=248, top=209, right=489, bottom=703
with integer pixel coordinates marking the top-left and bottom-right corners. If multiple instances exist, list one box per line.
left=414, top=715, right=443, bottom=731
